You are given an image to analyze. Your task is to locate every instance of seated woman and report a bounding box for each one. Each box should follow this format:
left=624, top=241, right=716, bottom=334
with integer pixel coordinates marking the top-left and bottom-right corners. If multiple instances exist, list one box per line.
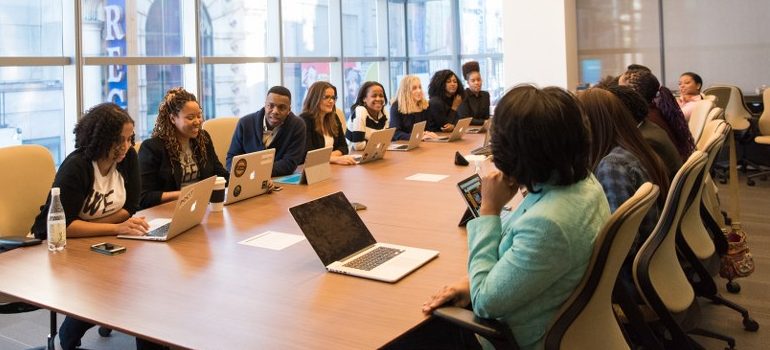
left=427, top=69, right=464, bottom=132
left=457, top=61, right=491, bottom=126
left=677, top=71, right=705, bottom=121
left=346, top=81, right=389, bottom=151
left=413, top=85, right=610, bottom=350
left=620, top=68, right=695, bottom=161
left=30, top=103, right=153, bottom=350
left=389, top=75, right=438, bottom=141
left=300, top=81, right=356, bottom=165
left=139, top=87, right=228, bottom=209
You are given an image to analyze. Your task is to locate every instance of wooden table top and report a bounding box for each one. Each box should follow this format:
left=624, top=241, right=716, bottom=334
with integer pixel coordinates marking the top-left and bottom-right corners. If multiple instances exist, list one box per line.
left=0, top=134, right=494, bottom=349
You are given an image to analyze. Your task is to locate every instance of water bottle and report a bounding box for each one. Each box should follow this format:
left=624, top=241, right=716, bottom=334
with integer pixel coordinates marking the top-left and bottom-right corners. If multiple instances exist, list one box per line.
left=47, top=187, right=67, bottom=252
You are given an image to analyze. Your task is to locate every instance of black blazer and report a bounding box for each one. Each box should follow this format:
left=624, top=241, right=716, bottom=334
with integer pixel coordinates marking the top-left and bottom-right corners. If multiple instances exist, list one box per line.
left=300, top=112, right=349, bottom=158
left=138, top=129, right=229, bottom=209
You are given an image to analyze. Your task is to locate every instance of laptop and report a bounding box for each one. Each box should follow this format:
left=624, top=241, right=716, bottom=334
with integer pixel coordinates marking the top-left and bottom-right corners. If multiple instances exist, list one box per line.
left=274, top=147, right=332, bottom=185
left=424, top=117, right=472, bottom=142
left=118, top=176, right=216, bottom=241
left=289, top=191, right=439, bottom=283
left=467, top=118, right=491, bottom=134
left=351, top=128, right=396, bottom=164
left=470, top=121, right=493, bottom=156
left=388, top=121, right=426, bottom=151
left=225, top=148, right=275, bottom=205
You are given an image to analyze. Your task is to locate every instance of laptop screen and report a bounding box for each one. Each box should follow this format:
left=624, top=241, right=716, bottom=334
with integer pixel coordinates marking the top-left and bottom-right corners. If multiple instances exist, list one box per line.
left=289, top=192, right=376, bottom=266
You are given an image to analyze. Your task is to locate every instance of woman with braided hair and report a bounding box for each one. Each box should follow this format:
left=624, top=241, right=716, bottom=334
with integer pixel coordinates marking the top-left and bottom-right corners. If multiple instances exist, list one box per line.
left=139, top=87, right=228, bottom=209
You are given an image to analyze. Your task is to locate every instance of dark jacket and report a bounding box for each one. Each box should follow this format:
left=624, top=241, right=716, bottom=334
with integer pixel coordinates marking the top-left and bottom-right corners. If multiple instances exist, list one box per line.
left=456, top=88, right=491, bottom=126
left=427, top=95, right=459, bottom=132
left=138, top=129, right=229, bottom=209
left=226, top=108, right=306, bottom=177
left=300, top=112, right=349, bottom=157
left=30, top=148, right=141, bottom=239
left=389, top=102, right=430, bottom=141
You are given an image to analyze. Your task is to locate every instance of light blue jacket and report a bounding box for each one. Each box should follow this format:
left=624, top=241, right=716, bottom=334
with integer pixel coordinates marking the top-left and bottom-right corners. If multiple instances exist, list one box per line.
left=467, top=174, right=610, bottom=350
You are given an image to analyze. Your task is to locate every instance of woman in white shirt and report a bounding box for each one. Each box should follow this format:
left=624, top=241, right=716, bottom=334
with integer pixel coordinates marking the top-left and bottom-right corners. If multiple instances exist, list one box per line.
left=346, top=81, right=389, bottom=151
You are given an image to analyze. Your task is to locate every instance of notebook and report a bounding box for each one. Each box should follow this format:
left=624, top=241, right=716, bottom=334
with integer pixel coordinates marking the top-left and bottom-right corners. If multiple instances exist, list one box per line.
left=467, top=118, right=491, bottom=134
left=388, top=121, right=426, bottom=151
left=118, top=176, right=216, bottom=241
left=351, top=128, right=396, bottom=164
left=274, top=147, right=332, bottom=185
left=289, top=191, right=439, bottom=283
left=424, top=117, right=472, bottom=142
left=225, top=148, right=275, bottom=205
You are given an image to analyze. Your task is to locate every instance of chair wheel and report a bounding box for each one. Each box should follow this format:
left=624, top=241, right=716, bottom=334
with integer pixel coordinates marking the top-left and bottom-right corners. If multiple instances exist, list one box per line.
left=726, top=281, right=741, bottom=293
left=748, top=179, right=756, bottom=186
left=98, top=326, right=113, bottom=337
left=743, top=317, right=759, bottom=332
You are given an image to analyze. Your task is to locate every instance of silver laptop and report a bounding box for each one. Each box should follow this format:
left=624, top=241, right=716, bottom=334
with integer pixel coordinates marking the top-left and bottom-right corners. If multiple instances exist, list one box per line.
left=351, top=128, right=396, bottom=164
left=273, top=147, right=332, bottom=185
left=467, top=118, right=491, bottom=134
left=118, top=176, right=216, bottom=241
left=388, top=121, right=425, bottom=151
left=424, top=117, right=472, bottom=142
left=225, top=149, right=275, bottom=205
left=471, top=120, right=493, bottom=156
left=289, top=192, right=439, bottom=283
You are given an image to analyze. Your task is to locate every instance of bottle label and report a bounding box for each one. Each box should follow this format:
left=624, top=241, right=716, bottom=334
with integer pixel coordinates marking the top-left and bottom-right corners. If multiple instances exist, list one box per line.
left=47, top=220, right=67, bottom=251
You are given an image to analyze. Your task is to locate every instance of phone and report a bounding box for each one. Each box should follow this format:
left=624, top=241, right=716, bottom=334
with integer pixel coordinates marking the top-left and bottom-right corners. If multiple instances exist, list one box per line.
left=90, top=242, right=126, bottom=256
left=272, top=185, right=283, bottom=192
left=350, top=202, right=367, bottom=211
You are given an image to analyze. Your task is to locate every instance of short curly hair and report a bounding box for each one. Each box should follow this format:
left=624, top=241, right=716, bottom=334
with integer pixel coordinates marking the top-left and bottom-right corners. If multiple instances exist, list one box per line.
left=491, top=85, right=590, bottom=193
left=74, top=103, right=134, bottom=161
left=428, top=69, right=463, bottom=99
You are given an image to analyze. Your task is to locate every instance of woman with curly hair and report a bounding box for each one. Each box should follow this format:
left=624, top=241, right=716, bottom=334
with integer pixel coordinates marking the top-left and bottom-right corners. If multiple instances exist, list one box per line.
left=139, top=87, right=228, bottom=209
left=300, top=81, right=357, bottom=165
left=620, top=68, right=695, bottom=161
left=427, top=69, right=464, bottom=132
left=30, top=102, right=151, bottom=350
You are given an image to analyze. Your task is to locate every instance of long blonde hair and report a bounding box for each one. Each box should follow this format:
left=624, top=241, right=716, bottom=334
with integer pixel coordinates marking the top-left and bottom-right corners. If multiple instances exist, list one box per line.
left=301, top=81, right=340, bottom=137
left=396, top=75, right=428, bottom=114
left=151, top=87, right=209, bottom=167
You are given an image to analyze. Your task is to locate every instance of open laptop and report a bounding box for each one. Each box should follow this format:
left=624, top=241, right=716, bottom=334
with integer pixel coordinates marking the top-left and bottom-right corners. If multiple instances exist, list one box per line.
left=289, top=191, right=439, bottom=283
left=388, top=121, right=426, bottom=151
left=273, top=146, right=332, bottom=185
left=351, top=128, right=396, bottom=164
left=470, top=121, right=493, bottom=156
left=225, top=148, right=275, bottom=205
left=424, top=117, right=472, bottom=142
left=467, top=118, right=491, bottom=134
left=118, top=176, right=216, bottom=241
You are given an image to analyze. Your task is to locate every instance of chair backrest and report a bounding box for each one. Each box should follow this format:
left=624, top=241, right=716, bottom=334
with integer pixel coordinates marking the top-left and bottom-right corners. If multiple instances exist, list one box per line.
left=704, top=85, right=750, bottom=131
left=335, top=108, right=347, bottom=134
left=688, top=100, right=714, bottom=145
left=0, top=145, right=56, bottom=237
left=702, top=86, right=730, bottom=110
left=545, top=183, right=659, bottom=350
left=703, top=94, right=717, bottom=102
left=759, top=88, right=770, bottom=136
left=706, top=106, right=723, bottom=122
left=202, top=117, right=239, bottom=166
left=633, top=151, right=707, bottom=348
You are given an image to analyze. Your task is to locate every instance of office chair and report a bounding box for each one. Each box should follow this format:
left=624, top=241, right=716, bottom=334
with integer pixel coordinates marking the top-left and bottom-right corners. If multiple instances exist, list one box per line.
left=746, top=88, right=770, bottom=186
left=201, top=116, right=239, bottom=166
left=0, top=145, right=59, bottom=349
left=633, top=151, right=736, bottom=349
left=433, top=183, right=661, bottom=350
left=702, top=85, right=751, bottom=132
left=688, top=100, right=714, bottom=146
left=336, top=108, right=347, bottom=134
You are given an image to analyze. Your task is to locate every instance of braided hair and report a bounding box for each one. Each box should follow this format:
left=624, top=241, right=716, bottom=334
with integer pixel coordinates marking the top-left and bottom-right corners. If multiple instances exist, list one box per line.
left=151, top=87, right=209, bottom=167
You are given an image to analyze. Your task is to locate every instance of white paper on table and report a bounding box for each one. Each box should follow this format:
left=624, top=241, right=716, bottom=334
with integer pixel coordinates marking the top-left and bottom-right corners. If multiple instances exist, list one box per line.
left=405, top=173, right=449, bottom=182
left=238, top=231, right=306, bottom=250
left=147, top=218, right=172, bottom=231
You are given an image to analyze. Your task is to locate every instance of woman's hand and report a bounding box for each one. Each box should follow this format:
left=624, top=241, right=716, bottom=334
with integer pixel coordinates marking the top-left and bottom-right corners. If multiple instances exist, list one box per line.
left=421, top=277, right=471, bottom=316
left=115, top=216, right=149, bottom=236
left=422, top=131, right=439, bottom=140
left=451, top=94, right=463, bottom=111
left=479, top=170, right=518, bottom=216
left=441, top=123, right=455, bottom=132
left=331, top=155, right=358, bottom=165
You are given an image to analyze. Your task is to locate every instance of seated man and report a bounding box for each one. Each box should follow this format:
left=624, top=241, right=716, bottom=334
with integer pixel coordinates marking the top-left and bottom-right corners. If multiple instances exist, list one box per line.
left=226, top=86, right=306, bottom=177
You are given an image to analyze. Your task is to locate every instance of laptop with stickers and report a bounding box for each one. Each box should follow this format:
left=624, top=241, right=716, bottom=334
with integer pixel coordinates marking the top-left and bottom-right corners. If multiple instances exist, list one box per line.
left=225, top=149, right=275, bottom=205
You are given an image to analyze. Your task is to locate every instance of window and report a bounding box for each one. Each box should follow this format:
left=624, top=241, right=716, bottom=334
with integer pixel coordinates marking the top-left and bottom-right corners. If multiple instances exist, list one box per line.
left=459, top=0, right=504, bottom=102
left=282, top=1, right=330, bottom=57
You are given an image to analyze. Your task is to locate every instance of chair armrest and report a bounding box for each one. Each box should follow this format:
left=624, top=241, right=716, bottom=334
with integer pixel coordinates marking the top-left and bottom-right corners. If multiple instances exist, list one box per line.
left=433, top=306, right=518, bottom=349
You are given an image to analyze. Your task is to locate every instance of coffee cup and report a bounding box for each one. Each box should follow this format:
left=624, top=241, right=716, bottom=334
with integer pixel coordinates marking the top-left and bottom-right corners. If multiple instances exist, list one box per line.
left=209, top=176, right=227, bottom=212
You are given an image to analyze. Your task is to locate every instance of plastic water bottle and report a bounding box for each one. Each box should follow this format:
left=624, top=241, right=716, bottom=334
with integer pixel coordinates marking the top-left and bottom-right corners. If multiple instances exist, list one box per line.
left=47, top=187, right=67, bottom=252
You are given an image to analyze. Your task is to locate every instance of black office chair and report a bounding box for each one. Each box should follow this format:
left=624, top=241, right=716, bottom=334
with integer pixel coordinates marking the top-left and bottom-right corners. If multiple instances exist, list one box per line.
left=434, top=183, right=661, bottom=350
left=746, top=88, right=770, bottom=186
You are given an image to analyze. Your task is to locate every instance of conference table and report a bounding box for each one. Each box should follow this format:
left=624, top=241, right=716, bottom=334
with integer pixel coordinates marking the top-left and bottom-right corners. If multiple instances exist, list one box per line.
left=0, top=133, right=506, bottom=349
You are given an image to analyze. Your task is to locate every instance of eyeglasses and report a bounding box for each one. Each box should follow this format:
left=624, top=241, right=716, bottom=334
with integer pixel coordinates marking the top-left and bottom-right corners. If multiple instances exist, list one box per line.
left=322, top=95, right=337, bottom=101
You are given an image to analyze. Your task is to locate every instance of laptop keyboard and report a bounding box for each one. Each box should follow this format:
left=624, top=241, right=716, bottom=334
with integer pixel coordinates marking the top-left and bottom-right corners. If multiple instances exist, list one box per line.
left=147, top=223, right=170, bottom=237
left=391, top=144, right=408, bottom=150
left=343, top=246, right=405, bottom=271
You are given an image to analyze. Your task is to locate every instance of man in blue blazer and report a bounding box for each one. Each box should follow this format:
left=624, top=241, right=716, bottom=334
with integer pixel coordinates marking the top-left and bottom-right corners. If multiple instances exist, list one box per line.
left=226, top=86, right=306, bottom=177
